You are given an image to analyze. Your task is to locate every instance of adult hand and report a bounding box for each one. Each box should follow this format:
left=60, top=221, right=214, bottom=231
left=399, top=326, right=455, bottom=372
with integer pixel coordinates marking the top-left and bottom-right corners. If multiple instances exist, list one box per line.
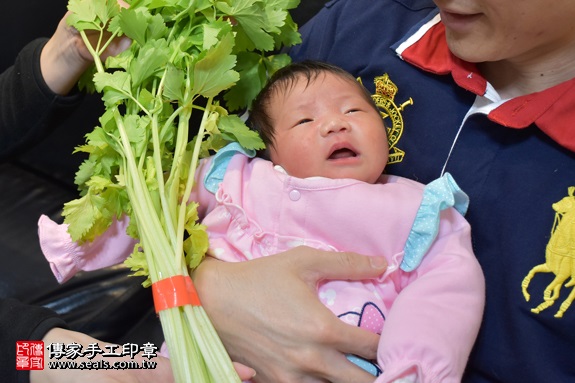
left=40, top=6, right=131, bottom=96
left=30, top=327, right=173, bottom=383
left=193, top=246, right=387, bottom=383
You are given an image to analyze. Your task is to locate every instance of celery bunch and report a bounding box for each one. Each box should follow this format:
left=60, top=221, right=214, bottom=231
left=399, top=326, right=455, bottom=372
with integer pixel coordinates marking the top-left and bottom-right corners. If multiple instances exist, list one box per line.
left=61, top=0, right=301, bottom=381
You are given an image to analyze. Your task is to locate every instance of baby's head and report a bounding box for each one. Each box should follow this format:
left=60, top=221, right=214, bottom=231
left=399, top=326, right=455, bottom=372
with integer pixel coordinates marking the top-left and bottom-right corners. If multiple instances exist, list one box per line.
left=249, top=60, right=389, bottom=184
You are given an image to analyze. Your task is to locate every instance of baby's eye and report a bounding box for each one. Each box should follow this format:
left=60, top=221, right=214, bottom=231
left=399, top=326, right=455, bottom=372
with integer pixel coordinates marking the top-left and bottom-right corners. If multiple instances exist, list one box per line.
left=345, top=108, right=361, bottom=114
left=296, top=118, right=313, bottom=125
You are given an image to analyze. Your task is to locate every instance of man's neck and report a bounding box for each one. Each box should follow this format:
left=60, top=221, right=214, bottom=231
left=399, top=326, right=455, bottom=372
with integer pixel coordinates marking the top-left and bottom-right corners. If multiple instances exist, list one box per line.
left=478, top=41, right=575, bottom=99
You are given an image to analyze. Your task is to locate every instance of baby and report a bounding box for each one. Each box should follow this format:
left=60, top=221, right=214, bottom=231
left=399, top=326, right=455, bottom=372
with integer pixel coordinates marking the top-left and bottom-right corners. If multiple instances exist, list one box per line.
left=39, top=61, right=485, bottom=383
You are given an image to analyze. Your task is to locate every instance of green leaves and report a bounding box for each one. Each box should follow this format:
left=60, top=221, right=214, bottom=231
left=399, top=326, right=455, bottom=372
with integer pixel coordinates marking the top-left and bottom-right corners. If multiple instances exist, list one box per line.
left=65, top=0, right=301, bottom=289
left=217, top=0, right=275, bottom=52
left=163, top=64, right=185, bottom=103
left=62, top=191, right=105, bottom=242
left=216, top=0, right=299, bottom=52
left=219, top=114, right=265, bottom=150
left=130, top=38, right=170, bottom=88
left=191, top=32, right=239, bottom=98
left=115, top=7, right=149, bottom=46
left=67, top=0, right=120, bottom=31
left=94, top=71, right=131, bottom=106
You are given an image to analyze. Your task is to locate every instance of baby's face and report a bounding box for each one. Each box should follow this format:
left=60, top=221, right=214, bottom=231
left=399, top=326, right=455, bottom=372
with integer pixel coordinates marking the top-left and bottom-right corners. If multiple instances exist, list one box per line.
left=268, top=72, right=389, bottom=183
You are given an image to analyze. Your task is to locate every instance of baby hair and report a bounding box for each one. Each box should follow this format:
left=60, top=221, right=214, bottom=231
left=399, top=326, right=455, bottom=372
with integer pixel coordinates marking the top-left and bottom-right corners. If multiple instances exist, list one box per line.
left=249, top=60, right=380, bottom=150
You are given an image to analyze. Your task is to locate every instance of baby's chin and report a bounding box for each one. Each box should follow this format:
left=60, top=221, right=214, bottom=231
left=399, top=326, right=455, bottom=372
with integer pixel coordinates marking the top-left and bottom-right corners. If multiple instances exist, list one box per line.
left=302, top=170, right=378, bottom=184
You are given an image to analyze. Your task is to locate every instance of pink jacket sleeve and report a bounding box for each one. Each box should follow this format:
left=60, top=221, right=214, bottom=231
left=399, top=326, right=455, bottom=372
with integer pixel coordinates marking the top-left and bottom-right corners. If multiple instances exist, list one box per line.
left=37, top=158, right=216, bottom=284
left=38, top=215, right=135, bottom=283
left=375, top=208, right=485, bottom=383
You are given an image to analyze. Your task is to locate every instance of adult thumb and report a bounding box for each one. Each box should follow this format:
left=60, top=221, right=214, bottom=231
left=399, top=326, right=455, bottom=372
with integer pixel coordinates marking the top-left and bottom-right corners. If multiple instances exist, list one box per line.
left=290, top=247, right=388, bottom=283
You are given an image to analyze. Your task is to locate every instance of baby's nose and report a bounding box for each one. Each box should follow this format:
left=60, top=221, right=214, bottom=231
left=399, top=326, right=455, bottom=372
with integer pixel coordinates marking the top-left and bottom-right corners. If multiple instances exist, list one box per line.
left=320, top=118, right=351, bottom=136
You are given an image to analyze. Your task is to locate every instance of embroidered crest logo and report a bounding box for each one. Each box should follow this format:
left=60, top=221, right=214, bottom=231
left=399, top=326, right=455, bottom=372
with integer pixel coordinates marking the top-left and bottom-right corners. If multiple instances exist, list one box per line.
left=359, top=74, right=413, bottom=164
left=521, top=186, right=575, bottom=318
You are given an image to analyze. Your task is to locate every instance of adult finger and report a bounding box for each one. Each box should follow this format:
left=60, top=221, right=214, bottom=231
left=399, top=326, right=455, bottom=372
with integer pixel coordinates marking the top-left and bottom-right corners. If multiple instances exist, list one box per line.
left=288, top=247, right=388, bottom=284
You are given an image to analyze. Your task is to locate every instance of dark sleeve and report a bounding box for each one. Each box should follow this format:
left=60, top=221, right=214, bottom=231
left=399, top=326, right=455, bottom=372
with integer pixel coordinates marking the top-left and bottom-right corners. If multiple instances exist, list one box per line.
left=0, top=38, right=84, bottom=161
left=0, top=298, right=68, bottom=383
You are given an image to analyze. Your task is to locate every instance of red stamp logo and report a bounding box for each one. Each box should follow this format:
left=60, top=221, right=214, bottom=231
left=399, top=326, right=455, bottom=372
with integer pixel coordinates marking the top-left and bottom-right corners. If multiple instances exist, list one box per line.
left=16, top=341, right=44, bottom=370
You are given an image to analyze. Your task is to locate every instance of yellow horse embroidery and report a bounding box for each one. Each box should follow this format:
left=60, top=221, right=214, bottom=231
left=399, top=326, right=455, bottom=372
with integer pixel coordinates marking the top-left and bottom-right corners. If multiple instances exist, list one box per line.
left=521, top=186, right=575, bottom=318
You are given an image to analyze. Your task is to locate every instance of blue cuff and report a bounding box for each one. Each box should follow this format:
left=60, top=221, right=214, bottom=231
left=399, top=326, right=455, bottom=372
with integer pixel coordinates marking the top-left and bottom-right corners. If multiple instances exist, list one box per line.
left=346, top=354, right=381, bottom=377
left=203, top=142, right=256, bottom=193
left=400, top=173, right=469, bottom=272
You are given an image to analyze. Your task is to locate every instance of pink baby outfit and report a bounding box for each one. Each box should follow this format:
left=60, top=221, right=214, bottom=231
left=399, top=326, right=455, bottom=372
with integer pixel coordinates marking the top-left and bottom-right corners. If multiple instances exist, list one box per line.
left=39, top=151, right=485, bottom=383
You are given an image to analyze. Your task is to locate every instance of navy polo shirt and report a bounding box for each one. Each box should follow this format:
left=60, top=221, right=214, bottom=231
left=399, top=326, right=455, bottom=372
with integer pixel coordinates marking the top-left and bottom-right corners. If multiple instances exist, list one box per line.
left=290, top=0, right=575, bottom=382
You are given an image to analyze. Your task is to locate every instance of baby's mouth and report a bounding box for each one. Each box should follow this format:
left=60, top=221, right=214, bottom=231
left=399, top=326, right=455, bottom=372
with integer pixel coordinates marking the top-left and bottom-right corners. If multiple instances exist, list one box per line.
left=328, top=147, right=358, bottom=160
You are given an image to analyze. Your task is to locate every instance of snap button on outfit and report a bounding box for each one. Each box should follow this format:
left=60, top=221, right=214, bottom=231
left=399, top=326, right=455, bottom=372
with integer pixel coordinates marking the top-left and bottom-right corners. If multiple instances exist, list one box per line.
left=289, top=189, right=301, bottom=201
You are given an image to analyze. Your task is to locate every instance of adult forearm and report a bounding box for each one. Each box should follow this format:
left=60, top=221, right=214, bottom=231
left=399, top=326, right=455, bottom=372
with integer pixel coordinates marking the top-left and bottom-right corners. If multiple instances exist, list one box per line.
left=0, top=38, right=83, bottom=160
left=0, top=298, right=68, bottom=383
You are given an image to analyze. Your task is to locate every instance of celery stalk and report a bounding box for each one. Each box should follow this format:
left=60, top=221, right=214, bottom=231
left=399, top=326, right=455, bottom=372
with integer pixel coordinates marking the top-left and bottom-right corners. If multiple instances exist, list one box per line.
left=61, top=0, right=301, bottom=381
